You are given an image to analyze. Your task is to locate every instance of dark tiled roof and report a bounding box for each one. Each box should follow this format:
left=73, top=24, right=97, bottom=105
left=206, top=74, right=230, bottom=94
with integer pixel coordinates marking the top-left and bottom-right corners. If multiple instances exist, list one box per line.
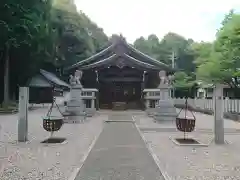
left=28, top=69, right=70, bottom=88
left=28, top=74, right=52, bottom=87
left=66, top=35, right=176, bottom=72
left=40, top=69, right=70, bottom=88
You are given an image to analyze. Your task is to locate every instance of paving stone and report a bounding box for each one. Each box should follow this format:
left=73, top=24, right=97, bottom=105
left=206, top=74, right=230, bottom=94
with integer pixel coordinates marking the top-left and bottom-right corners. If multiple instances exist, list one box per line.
left=135, top=111, right=240, bottom=180
left=75, top=121, right=164, bottom=180
left=0, top=108, right=104, bottom=180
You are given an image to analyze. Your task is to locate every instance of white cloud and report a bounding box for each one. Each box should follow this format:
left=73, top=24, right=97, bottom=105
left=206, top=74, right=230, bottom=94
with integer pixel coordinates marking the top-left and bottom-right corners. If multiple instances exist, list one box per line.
left=75, top=0, right=240, bottom=43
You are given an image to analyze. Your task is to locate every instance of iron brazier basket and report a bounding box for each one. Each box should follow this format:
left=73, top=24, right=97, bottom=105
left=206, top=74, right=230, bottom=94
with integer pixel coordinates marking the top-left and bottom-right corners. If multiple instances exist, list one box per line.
left=176, top=99, right=196, bottom=138
left=42, top=96, right=64, bottom=135
left=43, top=116, right=63, bottom=132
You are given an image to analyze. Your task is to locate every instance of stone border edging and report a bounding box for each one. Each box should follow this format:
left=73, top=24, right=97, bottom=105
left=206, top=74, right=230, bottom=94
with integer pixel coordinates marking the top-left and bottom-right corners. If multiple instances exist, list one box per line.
left=132, top=115, right=172, bottom=180
left=169, top=136, right=210, bottom=147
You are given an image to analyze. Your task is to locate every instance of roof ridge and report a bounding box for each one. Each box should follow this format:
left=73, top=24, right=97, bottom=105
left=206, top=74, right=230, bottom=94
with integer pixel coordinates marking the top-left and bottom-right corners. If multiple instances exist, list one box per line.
left=40, top=69, right=70, bottom=88
left=124, top=41, right=170, bottom=68
left=67, top=44, right=114, bottom=70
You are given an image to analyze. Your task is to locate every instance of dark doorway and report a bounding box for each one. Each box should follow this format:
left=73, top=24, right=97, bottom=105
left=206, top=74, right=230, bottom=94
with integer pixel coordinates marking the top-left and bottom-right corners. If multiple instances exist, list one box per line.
left=99, top=81, right=142, bottom=109
left=97, top=66, right=144, bottom=110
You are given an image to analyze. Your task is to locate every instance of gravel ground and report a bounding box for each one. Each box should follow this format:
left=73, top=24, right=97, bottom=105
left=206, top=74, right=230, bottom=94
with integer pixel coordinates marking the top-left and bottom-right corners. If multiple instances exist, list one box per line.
left=135, top=111, right=240, bottom=180
left=0, top=107, right=105, bottom=180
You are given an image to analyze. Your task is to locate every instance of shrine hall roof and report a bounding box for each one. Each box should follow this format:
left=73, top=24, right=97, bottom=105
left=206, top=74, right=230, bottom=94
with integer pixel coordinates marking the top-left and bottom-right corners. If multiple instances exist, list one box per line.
left=66, top=35, right=175, bottom=72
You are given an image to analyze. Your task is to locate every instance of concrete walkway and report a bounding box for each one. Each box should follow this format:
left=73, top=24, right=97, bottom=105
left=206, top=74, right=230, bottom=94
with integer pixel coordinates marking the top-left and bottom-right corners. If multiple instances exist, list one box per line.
left=75, top=119, right=164, bottom=180
left=135, top=111, right=240, bottom=180
left=0, top=108, right=105, bottom=180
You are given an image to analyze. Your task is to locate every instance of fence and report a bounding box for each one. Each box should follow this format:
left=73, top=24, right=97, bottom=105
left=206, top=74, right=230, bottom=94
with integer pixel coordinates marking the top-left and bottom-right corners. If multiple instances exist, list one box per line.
left=62, top=88, right=98, bottom=109
left=143, top=88, right=240, bottom=113
left=174, top=98, right=240, bottom=113
left=81, top=88, right=98, bottom=109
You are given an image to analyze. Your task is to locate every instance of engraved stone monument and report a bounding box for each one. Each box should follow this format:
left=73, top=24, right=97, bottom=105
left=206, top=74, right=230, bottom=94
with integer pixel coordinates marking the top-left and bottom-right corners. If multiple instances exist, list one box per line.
left=154, top=70, right=177, bottom=122
left=64, top=70, right=86, bottom=123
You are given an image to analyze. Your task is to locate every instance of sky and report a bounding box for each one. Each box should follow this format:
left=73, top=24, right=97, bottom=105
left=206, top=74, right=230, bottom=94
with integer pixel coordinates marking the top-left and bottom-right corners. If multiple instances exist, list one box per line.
left=74, top=0, right=240, bottom=43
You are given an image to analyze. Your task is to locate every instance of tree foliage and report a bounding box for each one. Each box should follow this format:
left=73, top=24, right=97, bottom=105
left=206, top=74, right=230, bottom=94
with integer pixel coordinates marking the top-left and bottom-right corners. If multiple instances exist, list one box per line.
left=133, top=32, right=196, bottom=91
left=196, top=10, right=240, bottom=89
left=0, top=0, right=108, bottom=104
left=133, top=10, right=240, bottom=97
left=1, top=2, right=240, bottom=102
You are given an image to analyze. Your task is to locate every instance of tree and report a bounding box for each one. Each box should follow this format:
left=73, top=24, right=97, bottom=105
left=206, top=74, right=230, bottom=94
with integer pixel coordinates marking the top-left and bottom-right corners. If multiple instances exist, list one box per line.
left=133, top=35, right=159, bottom=58
left=196, top=11, right=240, bottom=88
left=160, top=32, right=195, bottom=72
left=174, top=71, right=195, bottom=88
left=133, top=32, right=196, bottom=71
left=133, top=32, right=196, bottom=92
left=0, top=0, right=54, bottom=105
left=190, top=42, right=213, bottom=66
left=195, top=10, right=240, bottom=98
left=51, top=0, right=108, bottom=68
left=0, top=0, right=108, bottom=104
left=173, top=71, right=197, bottom=98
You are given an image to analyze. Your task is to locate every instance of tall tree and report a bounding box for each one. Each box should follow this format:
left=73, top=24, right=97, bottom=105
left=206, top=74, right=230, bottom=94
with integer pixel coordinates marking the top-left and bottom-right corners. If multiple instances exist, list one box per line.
left=51, top=0, right=108, bottom=68
left=196, top=11, right=240, bottom=88
left=0, top=0, right=54, bottom=105
left=0, top=0, right=108, bottom=104
left=133, top=32, right=196, bottom=92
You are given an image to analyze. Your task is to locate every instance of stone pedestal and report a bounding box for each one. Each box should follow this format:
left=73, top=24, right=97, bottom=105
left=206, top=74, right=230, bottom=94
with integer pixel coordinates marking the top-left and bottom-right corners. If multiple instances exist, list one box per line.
left=64, top=85, right=86, bottom=123
left=154, top=85, right=177, bottom=122
left=85, top=99, right=95, bottom=116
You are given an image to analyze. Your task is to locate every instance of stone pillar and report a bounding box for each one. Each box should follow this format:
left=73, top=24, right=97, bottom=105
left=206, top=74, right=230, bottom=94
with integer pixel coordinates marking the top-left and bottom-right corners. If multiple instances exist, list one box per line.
left=18, top=87, right=29, bottom=142
left=91, top=99, right=95, bottom=109
left=154, top=84, right=177, bottom=122
left=64, top=85, right=86, bottom=123
left=145, top=99, right=150, bottom=109
left=214, top=84, right=224, bottom=144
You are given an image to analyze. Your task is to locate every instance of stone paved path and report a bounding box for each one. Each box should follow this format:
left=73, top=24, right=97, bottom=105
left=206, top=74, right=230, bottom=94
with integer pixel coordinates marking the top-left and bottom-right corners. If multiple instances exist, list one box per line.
left=135, top=111, right=240, bottom=180
left=0, top=108, right=105, bottom=180
left=75, top=117, right=164, bottom=180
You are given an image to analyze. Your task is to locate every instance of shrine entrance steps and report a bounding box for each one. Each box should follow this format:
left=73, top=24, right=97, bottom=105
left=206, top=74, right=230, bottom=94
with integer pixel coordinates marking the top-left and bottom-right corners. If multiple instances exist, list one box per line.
left=74, top=115, right=164, bottom=180
left=99, top=101, right=143, bottom=110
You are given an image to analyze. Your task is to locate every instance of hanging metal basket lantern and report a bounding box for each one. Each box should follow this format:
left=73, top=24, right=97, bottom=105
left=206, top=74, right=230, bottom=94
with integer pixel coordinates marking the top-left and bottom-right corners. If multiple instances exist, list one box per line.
left=42, top=96, right=64, bottom=134
left=176, top=99, right=196, bottom=138
left=176, top=117, right=195, bottom=132
left=43, top=116, right=63, bottom=132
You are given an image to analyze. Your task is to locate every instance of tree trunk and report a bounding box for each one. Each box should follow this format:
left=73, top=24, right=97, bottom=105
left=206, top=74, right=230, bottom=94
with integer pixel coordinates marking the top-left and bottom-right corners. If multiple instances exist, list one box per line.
left=3, top=44, right=10, bottom=105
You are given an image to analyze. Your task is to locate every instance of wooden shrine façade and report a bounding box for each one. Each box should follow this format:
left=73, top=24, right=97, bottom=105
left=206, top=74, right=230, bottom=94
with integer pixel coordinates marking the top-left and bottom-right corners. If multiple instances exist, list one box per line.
left=65, top=35, right=175, bottom=110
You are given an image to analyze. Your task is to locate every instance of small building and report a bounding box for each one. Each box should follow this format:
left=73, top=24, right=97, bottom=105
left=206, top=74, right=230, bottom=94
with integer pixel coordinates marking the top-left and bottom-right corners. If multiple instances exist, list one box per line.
left=196, top=82, right=234, bottom=99
left=28, top=69, right=70, bottom=104
left=65, top=35, right=175, bottom=109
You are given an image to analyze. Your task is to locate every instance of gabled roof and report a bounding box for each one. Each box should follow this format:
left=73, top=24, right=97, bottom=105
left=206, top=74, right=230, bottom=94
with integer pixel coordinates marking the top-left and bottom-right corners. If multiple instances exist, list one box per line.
left=66, top=35, right=175, bottom=72
left=40, top=69, right=70, bottom=88
left=28, top=69, right=70, bottom=88
left=28, top=74, right=52, bottom=88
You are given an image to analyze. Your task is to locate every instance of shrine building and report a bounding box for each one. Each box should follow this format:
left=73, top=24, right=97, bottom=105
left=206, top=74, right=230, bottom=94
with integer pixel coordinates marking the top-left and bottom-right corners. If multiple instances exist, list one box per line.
left=65, top=35, right=175, bottom=110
